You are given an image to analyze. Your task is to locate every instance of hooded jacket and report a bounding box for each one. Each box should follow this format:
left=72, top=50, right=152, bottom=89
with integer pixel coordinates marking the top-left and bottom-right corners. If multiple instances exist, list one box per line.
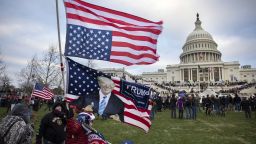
left=38, top=102, right=67, bottom=144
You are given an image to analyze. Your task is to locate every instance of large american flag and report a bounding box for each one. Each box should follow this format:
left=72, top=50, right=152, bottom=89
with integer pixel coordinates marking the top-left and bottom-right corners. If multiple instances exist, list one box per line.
left=64, top=0, right=162, bottom=66
left=31, top=83, right=54, bottom=100
left=65, top=58, right=152, bottom=132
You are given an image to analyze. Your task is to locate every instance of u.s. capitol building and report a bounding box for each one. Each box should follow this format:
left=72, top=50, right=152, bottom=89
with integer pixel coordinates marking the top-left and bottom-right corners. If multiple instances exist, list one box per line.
left=142, top=14, right=256, bottom=84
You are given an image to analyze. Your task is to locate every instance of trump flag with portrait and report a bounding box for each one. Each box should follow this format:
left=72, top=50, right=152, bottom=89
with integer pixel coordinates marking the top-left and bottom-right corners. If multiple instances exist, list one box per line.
left=65, top=57, right=152, bottom=132
left=64, top=0, right=162, bottom=66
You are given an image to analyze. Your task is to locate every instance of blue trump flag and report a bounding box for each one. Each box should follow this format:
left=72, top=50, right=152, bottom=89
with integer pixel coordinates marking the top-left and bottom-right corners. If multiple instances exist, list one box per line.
left=120, top=80, right=150, bottom=109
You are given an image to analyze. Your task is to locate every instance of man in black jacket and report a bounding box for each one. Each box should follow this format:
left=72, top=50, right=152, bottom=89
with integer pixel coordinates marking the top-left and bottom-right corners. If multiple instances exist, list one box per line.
left=37, top=102, right=67, bottom=144
left=240, top=97, right=251, bottom=118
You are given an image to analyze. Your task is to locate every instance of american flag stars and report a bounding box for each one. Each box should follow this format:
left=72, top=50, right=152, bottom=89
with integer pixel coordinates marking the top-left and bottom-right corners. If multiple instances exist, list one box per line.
left=66, top=58, right=108, bottom=97
left=65, top=24, right=112, bottom=61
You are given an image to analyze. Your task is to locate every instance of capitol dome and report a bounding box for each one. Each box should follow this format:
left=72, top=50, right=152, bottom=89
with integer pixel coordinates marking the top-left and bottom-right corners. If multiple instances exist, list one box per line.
left=180, top=13, right=222, bottom=64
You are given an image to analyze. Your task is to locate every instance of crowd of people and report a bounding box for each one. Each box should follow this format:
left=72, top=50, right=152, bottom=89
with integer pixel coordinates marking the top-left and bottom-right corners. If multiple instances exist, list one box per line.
left=150, top=93, right=200, bottom=120
left=0, top=84, right=255, bottom=143
left=150, top=91, right=256, bottom=120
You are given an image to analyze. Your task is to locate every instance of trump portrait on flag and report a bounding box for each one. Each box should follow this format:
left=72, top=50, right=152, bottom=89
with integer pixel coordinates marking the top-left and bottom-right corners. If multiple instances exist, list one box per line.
left=76, top=76, right=124, bottom=121
left=65, top=58, right=152, bottom=132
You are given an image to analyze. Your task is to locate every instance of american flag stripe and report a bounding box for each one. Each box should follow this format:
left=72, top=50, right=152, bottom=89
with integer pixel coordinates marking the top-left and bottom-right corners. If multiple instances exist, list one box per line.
left=112, top=38, right=156, bottom=50
left=31, top=83, right=54, bottom=100
left=66, top=1, right=162, bottom=27
left=111, top=51, right=158, bottom=61
left=111, top=77, right=152, bottom=132
left=65, top=94, right=79, bottom=102
left=43, top=87, right=54, bottom=97
left=67, top=19, right=160, bottom=39
left=66, top=13, right=161, bottom=34
left=110, top=60, right=153, bottom=66
left=64, top=0, right=162, bottom=66
left=124, top=111, right=151, bottom=127
left=32, top=91, right=47, bottom=98
left=110, top=56, right=158, bottom=66
left=111, top=46, right=156, bottom=56
left=113, top=90, right=151, bottom=118
left=113, top=31, right=157, bottom=44
left=124, top=116, right=150, bottom=132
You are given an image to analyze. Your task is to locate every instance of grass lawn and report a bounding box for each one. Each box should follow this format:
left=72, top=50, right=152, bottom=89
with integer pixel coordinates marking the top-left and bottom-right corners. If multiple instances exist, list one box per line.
left=1, top=105, right=256, bottom=144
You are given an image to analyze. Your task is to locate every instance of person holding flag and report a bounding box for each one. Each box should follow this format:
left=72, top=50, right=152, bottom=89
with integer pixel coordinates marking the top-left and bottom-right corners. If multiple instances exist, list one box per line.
left=66, top=105, right=110, bottom=144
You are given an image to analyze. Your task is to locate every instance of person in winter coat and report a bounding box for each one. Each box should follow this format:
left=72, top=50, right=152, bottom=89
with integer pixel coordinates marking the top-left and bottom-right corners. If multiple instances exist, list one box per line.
left=37, top=102, right=67, bottom=144
left=0, top=103, right=34, bottom=144
left=66, top=105, right=95, bottom=144
left=176, top=97, right=184, bottom=119
left=240, top=97, right=251, bottom=118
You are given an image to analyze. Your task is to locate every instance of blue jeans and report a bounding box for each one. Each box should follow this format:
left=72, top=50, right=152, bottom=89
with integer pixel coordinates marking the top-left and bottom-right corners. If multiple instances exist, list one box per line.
left=185, top=107, right=191, bottom=119
left=235, top=103, right=241, bottom=111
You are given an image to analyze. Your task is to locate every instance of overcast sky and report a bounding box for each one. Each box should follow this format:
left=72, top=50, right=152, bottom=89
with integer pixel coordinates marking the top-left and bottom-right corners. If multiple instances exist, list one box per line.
left=1, top=0, right=256, bottom=86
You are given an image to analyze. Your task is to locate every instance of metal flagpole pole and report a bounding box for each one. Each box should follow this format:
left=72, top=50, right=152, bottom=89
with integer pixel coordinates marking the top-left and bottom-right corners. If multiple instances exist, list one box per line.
left=55, top=0, right=65, bottom=94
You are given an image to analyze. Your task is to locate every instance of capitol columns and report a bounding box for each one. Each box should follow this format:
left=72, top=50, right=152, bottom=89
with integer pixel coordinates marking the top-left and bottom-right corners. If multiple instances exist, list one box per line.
left=209, top=67, right=212, bottom=81
left=190, top=68, right=193, bottom=81
left=219, top=67, right=222, bottom=81
left=180, top=68, right=183, bottom=82
left=198, top=67, right=200, bottom=81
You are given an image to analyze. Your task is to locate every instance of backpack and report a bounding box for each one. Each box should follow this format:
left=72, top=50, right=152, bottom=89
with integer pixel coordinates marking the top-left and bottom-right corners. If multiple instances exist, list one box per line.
left=0, top=120, right=21, bottom=143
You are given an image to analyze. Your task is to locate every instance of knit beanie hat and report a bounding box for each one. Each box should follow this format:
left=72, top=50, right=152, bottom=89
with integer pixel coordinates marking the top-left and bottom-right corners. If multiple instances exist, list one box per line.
left=10, top=103, right=31, bottom=123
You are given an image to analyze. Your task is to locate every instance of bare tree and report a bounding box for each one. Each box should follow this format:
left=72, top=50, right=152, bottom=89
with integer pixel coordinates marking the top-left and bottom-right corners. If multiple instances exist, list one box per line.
left=1, top=74, right=12, bottom=95
left=0, top=60, right=5, bottom=77
left=17, top=55, right=39, bottom=95
left=0, top=48, right=7, bottom=87
left=37, top=45, right=62, bottom=87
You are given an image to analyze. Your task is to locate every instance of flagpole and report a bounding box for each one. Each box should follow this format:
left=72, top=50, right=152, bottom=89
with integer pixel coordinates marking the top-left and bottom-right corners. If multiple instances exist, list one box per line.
left=55, top=0, right=65, bottom=94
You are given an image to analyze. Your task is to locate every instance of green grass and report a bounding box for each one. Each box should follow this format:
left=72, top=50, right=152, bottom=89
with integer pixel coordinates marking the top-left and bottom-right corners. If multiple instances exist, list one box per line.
left=1, top=105, right=256, bottom=144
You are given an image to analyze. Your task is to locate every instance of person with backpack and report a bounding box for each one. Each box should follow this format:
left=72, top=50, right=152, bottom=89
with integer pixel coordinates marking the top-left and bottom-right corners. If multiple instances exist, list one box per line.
left=0, top=103, right=34, bottom=144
